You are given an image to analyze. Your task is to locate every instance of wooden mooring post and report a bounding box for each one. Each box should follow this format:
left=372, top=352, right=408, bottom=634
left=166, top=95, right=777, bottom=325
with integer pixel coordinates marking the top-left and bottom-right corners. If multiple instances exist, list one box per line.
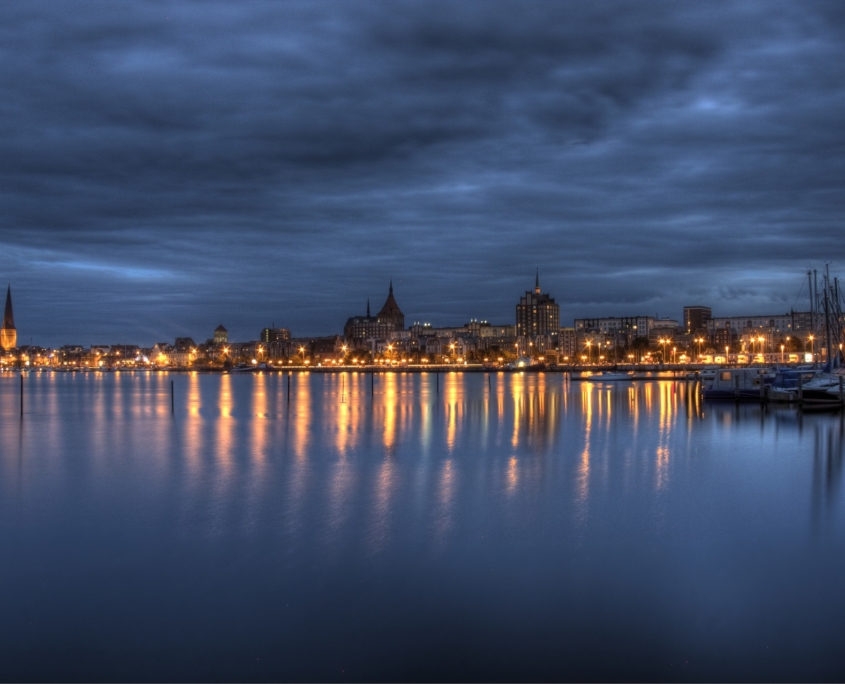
left=171, top=380, right=174, bottom=414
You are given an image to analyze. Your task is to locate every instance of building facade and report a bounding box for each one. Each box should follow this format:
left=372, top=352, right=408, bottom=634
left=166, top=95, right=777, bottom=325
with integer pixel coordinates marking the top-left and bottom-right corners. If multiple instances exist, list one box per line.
left=683, top=306, right=712, bottom=335
left=558, top=327, right=577, bottom=359
left=261, top=328, right=291, bottom=344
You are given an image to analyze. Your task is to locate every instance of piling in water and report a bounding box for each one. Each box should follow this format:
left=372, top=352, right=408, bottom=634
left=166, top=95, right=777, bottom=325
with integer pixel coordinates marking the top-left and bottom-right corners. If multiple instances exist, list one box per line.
left=171, top=380, right=174, bottom=414
left=20, top=373, right=23, bottom=417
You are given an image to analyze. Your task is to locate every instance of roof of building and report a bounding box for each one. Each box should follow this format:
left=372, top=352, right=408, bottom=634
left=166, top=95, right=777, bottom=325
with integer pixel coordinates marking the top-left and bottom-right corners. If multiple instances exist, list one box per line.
left=3, top=285, right=14, bottom=330
left=377, top=280, right=403, bottom=317
left=215, top=324, right=227, bottom=333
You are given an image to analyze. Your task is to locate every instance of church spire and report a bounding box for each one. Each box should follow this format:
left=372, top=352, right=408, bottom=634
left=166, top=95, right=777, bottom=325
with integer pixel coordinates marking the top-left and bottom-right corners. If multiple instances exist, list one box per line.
left=0, top=284, right=16, bottom=351
left=367, top=298, right=370, bottom=317
left=3, top=285, right=14, bottom=330
left=534, top=269, right=540, bottom=294
left=389, top=279, right=393, bottom=295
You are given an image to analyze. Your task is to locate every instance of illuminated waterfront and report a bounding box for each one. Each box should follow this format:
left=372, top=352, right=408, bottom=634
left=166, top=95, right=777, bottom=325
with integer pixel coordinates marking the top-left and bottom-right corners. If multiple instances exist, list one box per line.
left=1, top=372, right=844, bottom=680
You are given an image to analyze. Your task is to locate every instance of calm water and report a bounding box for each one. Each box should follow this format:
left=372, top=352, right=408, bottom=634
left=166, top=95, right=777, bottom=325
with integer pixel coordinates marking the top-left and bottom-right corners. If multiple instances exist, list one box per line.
left=1, top=371, right=844, bottom=681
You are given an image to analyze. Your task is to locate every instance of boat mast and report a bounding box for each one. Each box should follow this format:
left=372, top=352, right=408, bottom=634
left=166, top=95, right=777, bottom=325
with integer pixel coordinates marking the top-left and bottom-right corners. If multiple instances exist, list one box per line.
left=837, top=277, right=845, bottom=362
left=823, top=266, right=832, bottom=366
left=808, top=270, right=814, bottom=322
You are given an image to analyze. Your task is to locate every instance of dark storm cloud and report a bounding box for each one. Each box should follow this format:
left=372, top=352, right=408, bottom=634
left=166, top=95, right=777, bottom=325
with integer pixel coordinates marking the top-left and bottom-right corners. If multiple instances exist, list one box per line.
left=1, top=0, right=843, bottom=343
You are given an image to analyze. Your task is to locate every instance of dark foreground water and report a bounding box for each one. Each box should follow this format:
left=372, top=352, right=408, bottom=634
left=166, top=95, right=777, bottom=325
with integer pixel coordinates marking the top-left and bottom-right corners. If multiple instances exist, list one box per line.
left=1, top=371, right=844, bottom=681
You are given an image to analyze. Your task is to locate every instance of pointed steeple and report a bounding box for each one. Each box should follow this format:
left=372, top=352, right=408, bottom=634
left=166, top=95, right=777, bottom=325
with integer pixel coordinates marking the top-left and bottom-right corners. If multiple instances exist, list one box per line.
left=0, top=285, right=16, bottom=350
left=389, top=279, right=394, bottom=296
left=534, top=269, right=540, bottom=294
left=3, top=285, right=14, bottom=330
left=367, top=298, right=371, bottom=317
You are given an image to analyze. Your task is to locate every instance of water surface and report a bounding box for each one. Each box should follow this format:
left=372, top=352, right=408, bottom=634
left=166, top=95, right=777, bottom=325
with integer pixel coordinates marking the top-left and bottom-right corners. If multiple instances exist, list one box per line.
left=1, top=371, right=844, bottom=681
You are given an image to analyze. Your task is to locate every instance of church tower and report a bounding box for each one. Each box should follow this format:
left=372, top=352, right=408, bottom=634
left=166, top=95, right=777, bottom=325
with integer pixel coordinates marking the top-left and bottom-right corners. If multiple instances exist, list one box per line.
left=376, top=280, right=405, bottom=330
left=0, top=285, right=16, bottom=350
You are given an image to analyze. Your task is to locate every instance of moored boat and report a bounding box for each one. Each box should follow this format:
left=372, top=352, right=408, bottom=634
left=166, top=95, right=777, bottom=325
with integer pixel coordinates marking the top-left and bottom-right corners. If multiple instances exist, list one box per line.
left=571, top=370, right=634, bottom=381
left=702, top=368, right=768, bottom=401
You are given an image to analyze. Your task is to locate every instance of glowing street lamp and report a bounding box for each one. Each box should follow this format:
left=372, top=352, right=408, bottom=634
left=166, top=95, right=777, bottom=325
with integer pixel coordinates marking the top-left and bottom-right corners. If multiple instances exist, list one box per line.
left=658, top=338, right=668, bottom=363
left=808, top=335, right=815, bottom=360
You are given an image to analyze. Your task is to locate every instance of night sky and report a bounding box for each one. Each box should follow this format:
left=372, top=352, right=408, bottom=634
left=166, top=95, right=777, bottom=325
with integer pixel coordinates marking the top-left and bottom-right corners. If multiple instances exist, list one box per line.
left=2, top=1, right=844, bottom=346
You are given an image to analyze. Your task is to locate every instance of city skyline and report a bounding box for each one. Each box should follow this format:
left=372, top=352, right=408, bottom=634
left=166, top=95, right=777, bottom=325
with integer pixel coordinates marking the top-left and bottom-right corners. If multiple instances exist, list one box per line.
left=0, top=271, right=829, bottom=351
left=1, top=2, right=844, bottom=344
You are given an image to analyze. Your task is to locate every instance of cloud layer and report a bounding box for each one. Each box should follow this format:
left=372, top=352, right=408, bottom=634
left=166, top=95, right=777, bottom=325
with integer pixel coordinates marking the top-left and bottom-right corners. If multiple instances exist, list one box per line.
left=1, top=1, right=844, bottom=344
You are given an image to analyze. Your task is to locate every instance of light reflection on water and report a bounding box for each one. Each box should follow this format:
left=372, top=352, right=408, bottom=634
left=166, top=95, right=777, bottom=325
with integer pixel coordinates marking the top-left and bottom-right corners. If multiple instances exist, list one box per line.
left=1, top=371, right=845, bottom=680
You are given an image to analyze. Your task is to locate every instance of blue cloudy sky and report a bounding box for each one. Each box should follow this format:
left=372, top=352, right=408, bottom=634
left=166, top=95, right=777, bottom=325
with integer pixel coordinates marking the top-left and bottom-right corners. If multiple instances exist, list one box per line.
left=1, top=1, right=844, bottom=345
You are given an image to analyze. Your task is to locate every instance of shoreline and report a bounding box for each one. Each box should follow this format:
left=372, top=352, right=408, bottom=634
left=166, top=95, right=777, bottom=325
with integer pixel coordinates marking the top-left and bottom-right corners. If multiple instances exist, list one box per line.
left=2, top=363, right=781, bottom=375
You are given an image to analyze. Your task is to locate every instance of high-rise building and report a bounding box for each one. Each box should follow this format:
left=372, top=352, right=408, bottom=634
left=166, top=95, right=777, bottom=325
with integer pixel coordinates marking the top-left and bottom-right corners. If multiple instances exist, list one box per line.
left=344, top=282, right=405, bottom=342
left=683, top=306, right=712, bottom=335
left=0, top=285, right=16, bottom=350
left=516, top=271, right=560, bottom=341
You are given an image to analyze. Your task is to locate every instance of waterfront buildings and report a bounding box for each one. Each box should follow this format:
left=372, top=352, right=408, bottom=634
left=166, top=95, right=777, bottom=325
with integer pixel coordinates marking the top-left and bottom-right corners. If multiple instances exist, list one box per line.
left=706, top=311, right=820, bottom=351
left=1, top=286, right=16, bottom=350
left=4, top=270, right=842, bottom=367
left=574, top=316, right=653, bottom=341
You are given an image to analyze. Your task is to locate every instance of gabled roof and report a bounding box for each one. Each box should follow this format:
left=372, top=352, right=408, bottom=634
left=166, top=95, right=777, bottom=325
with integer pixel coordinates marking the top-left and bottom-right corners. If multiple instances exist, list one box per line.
left=377, top=280, right=403, bottom=317
left=215, top=324, right=227, bottom=332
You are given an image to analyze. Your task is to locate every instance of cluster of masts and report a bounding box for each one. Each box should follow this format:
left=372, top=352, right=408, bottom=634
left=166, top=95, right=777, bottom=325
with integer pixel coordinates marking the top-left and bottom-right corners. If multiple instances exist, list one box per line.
left=806, top=265, right=845, bottom=366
